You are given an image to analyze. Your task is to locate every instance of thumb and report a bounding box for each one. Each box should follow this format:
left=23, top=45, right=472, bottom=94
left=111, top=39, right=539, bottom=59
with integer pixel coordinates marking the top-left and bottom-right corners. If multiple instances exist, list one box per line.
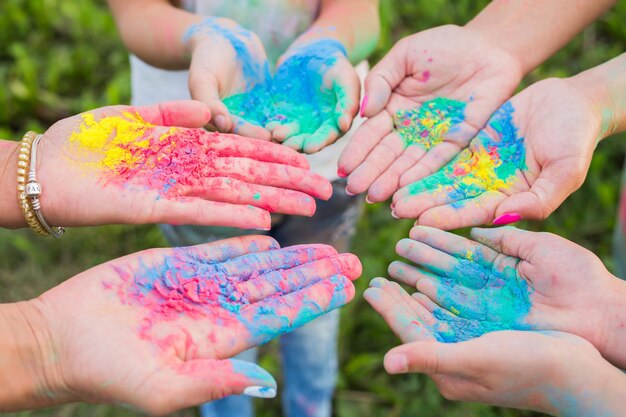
left=383, top=340, right=467, bottom=375
left=148, top=359, right=276, bottom=413
left=362, top=39, right=409, bottom=117
left=494, top=159, right=587, bottom=223
left=189, top=70, right=233, bottom=132
left=134, top=100, right=212, bottom=128
left=469, top=226, right=539, bottom=261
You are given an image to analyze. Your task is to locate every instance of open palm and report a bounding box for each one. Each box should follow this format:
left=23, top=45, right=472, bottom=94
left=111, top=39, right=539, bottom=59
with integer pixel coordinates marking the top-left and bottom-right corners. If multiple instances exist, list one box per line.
left=339, top=25, right=522, bottom=201
left=36, top=101, right=332, bottom=230
left=392, top=78, right=599, bottom=229
left=36, top=235, right=361, bottom=414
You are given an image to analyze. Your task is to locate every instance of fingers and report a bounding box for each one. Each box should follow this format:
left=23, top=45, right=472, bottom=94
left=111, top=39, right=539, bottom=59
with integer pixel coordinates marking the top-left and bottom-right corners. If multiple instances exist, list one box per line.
left=267, top=120, right=300, bottom=142
left=398, top=142, right=464, bottom=187
left=493, top=159, right=588, bottom=222
left=134, top=100, right=212, bottom=128
left=232, top=115, right=273, bottom=141
left=210, top=157, right=333, bottom=200
left=338, top=111, right=394, bottom=179
left=333, top=65, right=361, bottom=132
left=202, top=131, right=309, bottom=169
left=300, top=119, right=341, bottom=154
left=362, top=40, right=408, bottom=116
left=414, top=191, right=505, bottom=230
left=367, top=145, right=428, bottom=202
left=182, top=235, right=280, bottom=263
left=239, top=253, right=362, bottom=302
left=241, top=274, right=356, bottom=346
left=218, top=244, right=339, bottom=280
left=180, top=177, right=317, bottom=217
left=144, top=359, right=276, bottom=414
left=364, top=277, right=438, bottom=343
left=388, top=260, right=439, bottom=288
left=383, top=340, right=469, bottom=375
left=346, top=130, right=407, bottom=196
left=149, top=198, right=271, bottom=229
left=469, top=226, right=540, bottom=260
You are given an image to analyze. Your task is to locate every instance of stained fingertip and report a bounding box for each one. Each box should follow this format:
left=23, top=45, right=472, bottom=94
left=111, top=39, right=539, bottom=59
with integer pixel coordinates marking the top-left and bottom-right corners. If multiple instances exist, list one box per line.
left=369, top=277, right=389, bottom=288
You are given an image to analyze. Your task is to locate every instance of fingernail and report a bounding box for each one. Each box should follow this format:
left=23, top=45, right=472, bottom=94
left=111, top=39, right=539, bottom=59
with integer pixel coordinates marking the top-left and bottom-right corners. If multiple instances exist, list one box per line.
left=365, top=195, right=374, bottom=204
left=384, top=353, right=408, bottom=374
left=359, top=95, right=369, bottom=118
left=215, top=115, right=228, bottom=131
left=243, top=386, right=277, bottom=398
left=492, top=212, right=522, bottom=226
left=337, top=168, right=347, bottom=178
left=391, top=210, right=399, bottom=219
left=345, top=188, right=355, bottom=196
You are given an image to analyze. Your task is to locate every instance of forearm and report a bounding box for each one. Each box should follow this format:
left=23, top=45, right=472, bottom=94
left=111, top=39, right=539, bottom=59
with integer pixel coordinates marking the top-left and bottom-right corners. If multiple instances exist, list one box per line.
left=290, top=0, right=380, bottom=63
left=568, top=53, right=626, bottom=139
left=107, top=0, right=202, bottom=69
left=466, top=0, right=616, bottom=75
left=0, top=300, right=65, bottom=412
left=0, top=139, right=27, bottom=228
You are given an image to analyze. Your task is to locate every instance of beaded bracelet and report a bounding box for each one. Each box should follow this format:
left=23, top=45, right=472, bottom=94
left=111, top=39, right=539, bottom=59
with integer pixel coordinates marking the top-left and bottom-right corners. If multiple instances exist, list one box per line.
left=17, top=131, right=65, bottom=238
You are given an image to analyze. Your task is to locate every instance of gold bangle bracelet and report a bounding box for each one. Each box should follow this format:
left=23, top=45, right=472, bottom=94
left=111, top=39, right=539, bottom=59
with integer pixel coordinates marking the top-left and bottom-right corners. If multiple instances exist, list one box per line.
left=17, top=131, right=50, bottom=237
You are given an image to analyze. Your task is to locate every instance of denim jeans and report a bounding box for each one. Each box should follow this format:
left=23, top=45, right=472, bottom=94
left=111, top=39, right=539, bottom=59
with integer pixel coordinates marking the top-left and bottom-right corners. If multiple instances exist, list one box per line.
left=160, top=179, right=364, bottom=417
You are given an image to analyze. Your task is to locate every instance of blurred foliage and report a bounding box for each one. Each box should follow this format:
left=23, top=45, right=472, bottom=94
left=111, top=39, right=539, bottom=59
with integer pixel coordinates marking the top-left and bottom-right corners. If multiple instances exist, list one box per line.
left=1, top=0, right=625, bottom=416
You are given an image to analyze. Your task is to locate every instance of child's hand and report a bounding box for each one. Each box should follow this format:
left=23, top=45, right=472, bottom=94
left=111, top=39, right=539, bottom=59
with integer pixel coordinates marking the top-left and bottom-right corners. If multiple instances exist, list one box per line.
left=268, top=39, right=361, bottom=154
left=185, top=18, right=272, bottom=139
left=391, top=78, right=598, bottom=229
left=33, top=101, right=332, bottom=230
left=339, top=25, right=522, bottom=199
left=26, top=235, right=361, bottom=413
left=380, top=225, right=626, bottom=368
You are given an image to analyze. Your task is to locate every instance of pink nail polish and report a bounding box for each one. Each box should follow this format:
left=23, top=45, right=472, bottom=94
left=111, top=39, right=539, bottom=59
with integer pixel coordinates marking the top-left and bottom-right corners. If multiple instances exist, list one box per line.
left=359, top=95, right=369, bottom=118
left=337, top=168, right=347, bottom=178
left=492, top=213, right=522, bottom=226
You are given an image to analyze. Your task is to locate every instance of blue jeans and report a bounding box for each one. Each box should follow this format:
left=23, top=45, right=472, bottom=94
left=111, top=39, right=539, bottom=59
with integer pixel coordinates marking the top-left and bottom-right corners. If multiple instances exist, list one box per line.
left=161, top=179, right=363, bottom=417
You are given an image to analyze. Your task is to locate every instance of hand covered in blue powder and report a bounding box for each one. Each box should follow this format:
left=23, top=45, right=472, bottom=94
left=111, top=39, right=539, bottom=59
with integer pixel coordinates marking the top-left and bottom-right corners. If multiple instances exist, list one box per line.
left=392, top=78, right=599, bottom=229
left=30, top=235, right=361, bottom=414
left=380, top=329, right=625, bottom=417
left=340, top=25, right=522, bottom=200
left=374, top=225, right=626, bottom=369
left=185, top=18, right=272, bottom=138
left=224, top=39, right=361, bottom=154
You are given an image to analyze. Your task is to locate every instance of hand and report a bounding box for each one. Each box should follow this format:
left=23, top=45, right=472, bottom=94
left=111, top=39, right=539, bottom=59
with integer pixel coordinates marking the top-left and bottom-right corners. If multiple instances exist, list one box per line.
left=391, top=78, right=599, bottom=229
left=364, top=276, right=625, bottom=416
left=35, top=100, right=332, bottom=230
left=24, top=235, right=361, bottom=414
left=185, top=17, right=272, bottom=138
left=339, top=25, right=523, bottom=200
left=224, top=39, right=361, bottom=154
left=382, top=225, right=626, bottom=368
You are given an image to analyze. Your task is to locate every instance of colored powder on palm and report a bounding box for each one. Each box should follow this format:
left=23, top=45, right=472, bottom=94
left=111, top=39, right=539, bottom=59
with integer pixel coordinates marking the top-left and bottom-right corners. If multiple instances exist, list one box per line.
left=69, top=112, right=237, bottom=198
left=407, top=101, right=525, bottom=201
left=224, top=39, right=347, bottom=143
left=427, top=249, right=533, bottom=343
left=394, top=98, right=466, bottom=149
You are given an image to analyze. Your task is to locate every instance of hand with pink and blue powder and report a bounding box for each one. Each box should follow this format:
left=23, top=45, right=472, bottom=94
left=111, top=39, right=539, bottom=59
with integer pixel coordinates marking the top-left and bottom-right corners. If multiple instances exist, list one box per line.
left=0, top=100, right=332, bottom=231
left=0, top=235, right=362, bottom=413
left=339, top=0, right=616, bottom=202
left=366, top=225, right=626, bottom=368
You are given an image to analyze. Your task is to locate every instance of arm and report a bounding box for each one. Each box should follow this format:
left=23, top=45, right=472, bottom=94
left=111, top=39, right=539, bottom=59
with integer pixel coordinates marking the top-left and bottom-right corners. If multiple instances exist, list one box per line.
left=466, top=0, right=617, bottom=76
left=568, top=52, right=626, bottom=138
left=0, top=140, right=25, bottom=228
left=287, top=0, right=380, bottom=64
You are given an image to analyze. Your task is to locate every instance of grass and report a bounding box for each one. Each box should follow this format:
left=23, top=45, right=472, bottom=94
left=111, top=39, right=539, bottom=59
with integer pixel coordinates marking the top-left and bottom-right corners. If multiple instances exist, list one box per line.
left=1, top=0, right=625, bottom=416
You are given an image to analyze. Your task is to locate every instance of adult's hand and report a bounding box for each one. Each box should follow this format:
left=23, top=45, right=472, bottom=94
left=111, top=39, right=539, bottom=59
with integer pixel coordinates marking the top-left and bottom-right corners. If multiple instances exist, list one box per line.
left=2, top=235, right=362, bottom=414
left=11, top=100, right=332, bottom=230
left=392, top=78, right=599, bottom=229
left=339, top=25, right=522, bottom=200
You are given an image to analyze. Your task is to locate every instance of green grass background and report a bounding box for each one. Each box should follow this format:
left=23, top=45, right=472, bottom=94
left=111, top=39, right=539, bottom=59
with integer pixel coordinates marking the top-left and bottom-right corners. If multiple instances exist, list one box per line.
left=1, top=0, right=625, bottom=416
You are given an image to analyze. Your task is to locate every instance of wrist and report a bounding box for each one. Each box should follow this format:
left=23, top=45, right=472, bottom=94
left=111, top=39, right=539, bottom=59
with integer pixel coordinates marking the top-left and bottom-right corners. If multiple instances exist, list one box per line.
left=0, top=139, right=27, bottom=229
left=596, top=274, right=626, bottom=369
left=0, top=299, right=69, bottom=411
